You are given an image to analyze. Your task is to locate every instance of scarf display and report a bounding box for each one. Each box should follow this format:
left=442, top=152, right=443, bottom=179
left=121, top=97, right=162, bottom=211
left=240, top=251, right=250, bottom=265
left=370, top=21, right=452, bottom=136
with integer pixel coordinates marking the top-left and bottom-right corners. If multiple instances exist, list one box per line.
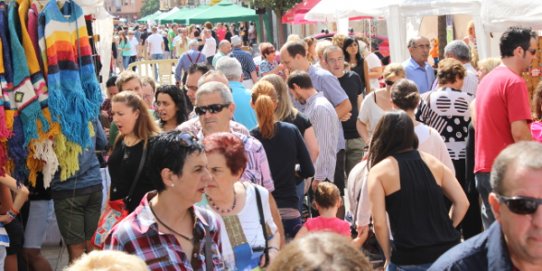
left=0, top=0, right=102, bottom=186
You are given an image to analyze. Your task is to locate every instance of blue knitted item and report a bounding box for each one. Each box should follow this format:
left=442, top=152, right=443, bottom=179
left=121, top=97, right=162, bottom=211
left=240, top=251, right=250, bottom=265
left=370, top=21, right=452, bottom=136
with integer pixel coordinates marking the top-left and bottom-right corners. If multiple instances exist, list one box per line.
left=8, top=1, right=45, bottom=147
left=38, top=0, right=102, bottom=148
left=7, top=117, right=28, bottom=181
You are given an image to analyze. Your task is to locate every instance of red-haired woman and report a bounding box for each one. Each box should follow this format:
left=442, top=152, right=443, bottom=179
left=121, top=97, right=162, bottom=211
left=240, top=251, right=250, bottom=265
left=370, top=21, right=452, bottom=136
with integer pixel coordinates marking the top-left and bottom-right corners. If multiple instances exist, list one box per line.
left=203, top=133, right=280, bottom=270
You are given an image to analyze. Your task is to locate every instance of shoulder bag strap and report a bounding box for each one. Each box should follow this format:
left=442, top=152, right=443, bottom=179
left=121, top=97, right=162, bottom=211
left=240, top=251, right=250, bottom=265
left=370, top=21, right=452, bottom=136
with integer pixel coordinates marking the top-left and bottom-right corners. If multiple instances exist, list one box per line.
left=352, top=162, right=366, bottom=226
left=124, top=140, right=148, bottom=205
left=254, top=185, right=270, bottom=267
left=198, top=210, right=215, bottom=271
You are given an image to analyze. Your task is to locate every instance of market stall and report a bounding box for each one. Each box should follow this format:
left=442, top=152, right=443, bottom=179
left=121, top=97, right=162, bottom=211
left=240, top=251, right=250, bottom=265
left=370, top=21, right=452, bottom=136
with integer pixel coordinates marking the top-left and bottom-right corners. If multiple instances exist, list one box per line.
left=481, top=0, right=542, bottom=108
left=0, top=0, right=110, bottom=187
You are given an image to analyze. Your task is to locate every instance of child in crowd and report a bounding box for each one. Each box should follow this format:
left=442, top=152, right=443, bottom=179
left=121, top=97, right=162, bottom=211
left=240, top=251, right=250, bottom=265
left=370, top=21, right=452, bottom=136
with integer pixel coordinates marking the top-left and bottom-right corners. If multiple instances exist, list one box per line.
left=295, top=182, right=350, bottom=238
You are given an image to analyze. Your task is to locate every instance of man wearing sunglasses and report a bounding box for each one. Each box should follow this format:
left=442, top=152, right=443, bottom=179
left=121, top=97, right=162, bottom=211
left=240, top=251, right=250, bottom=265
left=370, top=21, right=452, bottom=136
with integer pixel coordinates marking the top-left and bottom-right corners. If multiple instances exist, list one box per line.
left=430, top=141, right=542, bottom=270
left=474, top=27, right=536, bottom=230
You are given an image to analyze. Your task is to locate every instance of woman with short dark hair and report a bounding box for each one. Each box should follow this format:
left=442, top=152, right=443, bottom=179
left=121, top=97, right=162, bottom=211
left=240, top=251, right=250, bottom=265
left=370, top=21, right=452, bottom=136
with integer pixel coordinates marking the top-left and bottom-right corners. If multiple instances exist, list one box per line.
left=106, top=131, right=224, bottom=270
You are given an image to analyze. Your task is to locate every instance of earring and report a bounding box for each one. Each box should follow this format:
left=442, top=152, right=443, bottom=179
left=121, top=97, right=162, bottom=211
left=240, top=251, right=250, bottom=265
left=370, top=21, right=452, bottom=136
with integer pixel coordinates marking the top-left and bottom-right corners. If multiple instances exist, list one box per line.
left=170, top=183, right=175, bottom=188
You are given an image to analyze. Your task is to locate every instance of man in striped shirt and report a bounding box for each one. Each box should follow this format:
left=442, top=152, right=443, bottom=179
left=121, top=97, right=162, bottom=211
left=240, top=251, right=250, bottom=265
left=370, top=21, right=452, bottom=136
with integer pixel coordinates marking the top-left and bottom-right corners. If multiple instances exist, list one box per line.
left=287, top=71, right=339, bottom=191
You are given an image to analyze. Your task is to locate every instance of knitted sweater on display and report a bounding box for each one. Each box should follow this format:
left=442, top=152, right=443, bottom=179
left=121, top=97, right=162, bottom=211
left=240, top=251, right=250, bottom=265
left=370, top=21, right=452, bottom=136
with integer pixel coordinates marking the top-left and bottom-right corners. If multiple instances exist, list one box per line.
left=38, top=0, right=102, bottom=149
left=17, top=0, right=59, bottom=187
left=0, top=1, right=27, bottom=181
left=8, top=1, right=48, bottom=147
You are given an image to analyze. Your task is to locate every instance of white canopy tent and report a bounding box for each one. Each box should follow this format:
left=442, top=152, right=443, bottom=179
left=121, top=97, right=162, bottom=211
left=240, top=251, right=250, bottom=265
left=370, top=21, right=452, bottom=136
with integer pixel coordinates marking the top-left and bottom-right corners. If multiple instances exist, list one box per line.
left=348, top=0, right=486, bottom=62
left=481, top=0, right=542, bottom=57
left=304, top=0, right=364, bottom=34
left=306, top=0, right=486, bottom=62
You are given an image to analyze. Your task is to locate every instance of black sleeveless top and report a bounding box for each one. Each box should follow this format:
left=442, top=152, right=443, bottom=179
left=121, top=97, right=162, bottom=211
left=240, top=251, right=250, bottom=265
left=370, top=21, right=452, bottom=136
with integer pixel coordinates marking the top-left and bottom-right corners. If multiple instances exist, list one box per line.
left=385, top=150, right=460, bottom=265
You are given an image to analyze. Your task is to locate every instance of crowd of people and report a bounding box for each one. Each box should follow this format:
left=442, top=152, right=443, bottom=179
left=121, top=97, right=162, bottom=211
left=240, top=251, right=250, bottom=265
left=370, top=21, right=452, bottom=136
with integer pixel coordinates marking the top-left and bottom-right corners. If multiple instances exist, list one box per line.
left=4, top=21, right=542, bottom=271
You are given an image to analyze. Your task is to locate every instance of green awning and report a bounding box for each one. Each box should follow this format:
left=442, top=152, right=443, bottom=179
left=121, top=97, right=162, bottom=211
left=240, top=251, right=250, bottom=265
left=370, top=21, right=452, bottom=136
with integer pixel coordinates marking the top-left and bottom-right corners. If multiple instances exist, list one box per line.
left=137, top=10, right=162, bottom=23
left=161, top=5, right=209, bottom=24
left=186, top=0, right=258, bottom=24
left=155, top=7, right=180, bottom=23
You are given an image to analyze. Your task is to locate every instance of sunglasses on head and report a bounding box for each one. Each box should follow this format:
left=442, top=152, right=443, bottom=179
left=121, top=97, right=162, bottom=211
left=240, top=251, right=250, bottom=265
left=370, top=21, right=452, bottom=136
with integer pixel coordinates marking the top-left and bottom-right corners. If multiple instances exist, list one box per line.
left=385, top=80, right=395, bottom=86
left=497, top=194, right=542, bottom=215
left=194, top=103, right=230, bottom=116
left=176, top=132, right=198, bottom=147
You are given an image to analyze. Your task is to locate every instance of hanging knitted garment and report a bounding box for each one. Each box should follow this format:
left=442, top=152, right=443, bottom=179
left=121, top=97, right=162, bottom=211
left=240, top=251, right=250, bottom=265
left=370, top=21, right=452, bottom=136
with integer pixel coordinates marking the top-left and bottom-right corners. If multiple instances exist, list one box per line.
left=0, top=30, right=9, bottom=176
left=7, top=1, right=47, bottom=147
left=17, top=0, right=59, bottom=187
left=38, top=0, right=102, bottom=151
left=0, top=1, right=27, bottom=182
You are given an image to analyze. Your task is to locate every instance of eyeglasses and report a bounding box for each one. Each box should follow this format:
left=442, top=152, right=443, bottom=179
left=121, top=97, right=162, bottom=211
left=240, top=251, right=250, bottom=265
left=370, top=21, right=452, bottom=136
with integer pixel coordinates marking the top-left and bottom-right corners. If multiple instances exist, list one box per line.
left=385, top=80, right=395, bottom=86
left=326, top=58, right=344, bottom=65
left=183, top=85, right=198, bottom=93
left=413, top=44, right=431, bottom=50
left=497, top=194, right=542, bottom=215
left=194, top=103, right=230, bottom=116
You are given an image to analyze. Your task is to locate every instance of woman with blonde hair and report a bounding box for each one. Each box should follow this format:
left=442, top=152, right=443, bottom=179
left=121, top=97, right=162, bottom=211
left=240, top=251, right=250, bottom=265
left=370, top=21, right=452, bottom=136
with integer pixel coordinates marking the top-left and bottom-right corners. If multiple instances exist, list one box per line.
left=108, top=91, right=160, bottom=212
left=357, top=63, right=405, bottom=145
left=304, top=37, right=317, bottom=63
left=250, top=80, right=315, bottom=239
left=268, top=232, right=372, bottom=271
left=476, top=57, right=501, bottom=80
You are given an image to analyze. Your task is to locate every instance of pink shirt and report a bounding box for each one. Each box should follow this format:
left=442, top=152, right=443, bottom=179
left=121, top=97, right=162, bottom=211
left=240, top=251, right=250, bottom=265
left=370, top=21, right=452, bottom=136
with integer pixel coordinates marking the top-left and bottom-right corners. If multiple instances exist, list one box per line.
left=304, top=216, right=351, bottom=237
left=531, top=121, right=542, bottom=142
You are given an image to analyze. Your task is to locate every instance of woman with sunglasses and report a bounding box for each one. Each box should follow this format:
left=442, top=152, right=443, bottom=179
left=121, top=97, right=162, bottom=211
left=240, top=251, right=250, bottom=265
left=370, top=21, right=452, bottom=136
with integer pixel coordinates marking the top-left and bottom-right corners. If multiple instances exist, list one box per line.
left=259, top=43, right=284, bottom=77
left=154, top=85, right=189, bottom=132
left=106, top=131, right=224, bottom=270
left=357, top=63, right=404, bottom=145
left=203, top=132, right=281, bottom=270
left=367, top=111, right=468, bottom=270
left=109, top=92, right=160, bottom=213
left=250, top=80, right=315, bottom=239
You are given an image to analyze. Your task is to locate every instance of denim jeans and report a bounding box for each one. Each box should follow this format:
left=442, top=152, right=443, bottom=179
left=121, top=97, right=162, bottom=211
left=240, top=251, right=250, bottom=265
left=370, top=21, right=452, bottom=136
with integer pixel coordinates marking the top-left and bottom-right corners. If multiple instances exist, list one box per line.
left=282, top=217, right=302, bottom=240
left=387, top=262, right=432, bottom=271
left=296, top=181, right=305, bottom=213
left=122, top=56, right=130, bottom=69
left=150, top=53, right=164, bottom=79
left=475, top=172, right=495, bottom=229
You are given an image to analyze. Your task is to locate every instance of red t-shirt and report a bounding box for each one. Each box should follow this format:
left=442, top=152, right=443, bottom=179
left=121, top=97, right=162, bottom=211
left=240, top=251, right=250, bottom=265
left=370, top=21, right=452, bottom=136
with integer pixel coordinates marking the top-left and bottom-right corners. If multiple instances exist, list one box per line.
left=474, top=66, right=532, bottom=173
left=304, top=216, right=351, bottom=237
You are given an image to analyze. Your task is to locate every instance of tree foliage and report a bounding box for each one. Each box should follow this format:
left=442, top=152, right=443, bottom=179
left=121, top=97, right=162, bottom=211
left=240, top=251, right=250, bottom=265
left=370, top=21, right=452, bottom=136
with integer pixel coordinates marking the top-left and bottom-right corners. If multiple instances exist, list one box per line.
left=140, top=0, right=160, bottom=18
left=254, top=0, right=301, bottom=14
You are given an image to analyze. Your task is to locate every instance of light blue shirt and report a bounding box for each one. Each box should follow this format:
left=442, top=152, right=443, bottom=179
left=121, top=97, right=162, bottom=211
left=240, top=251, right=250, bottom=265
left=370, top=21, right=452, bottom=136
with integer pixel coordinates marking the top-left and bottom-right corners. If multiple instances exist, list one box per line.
left=229, top=81, right=258, bottom=130
left=403, top=57, right=435, bottom=93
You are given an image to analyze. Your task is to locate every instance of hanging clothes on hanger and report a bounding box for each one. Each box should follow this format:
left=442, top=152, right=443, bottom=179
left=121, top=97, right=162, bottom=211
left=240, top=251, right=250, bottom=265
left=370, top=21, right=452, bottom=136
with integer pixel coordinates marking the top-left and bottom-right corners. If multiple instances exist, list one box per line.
left=0, top=21, right=9, bottom=178
left=17, top=0, right=59, bottom=187
left=37, top=0, right=102, bottom=181
left=7, top=1, right=47, bottom=147
left=1, top=1, right=28, bottom=182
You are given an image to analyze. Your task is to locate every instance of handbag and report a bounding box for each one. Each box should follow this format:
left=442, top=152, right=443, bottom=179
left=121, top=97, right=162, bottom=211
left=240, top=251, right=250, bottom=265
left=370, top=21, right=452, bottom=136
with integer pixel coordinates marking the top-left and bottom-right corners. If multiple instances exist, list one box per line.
left=254, top=185, right=270, bottom=268
left=91, top=141, right=148, bottom=249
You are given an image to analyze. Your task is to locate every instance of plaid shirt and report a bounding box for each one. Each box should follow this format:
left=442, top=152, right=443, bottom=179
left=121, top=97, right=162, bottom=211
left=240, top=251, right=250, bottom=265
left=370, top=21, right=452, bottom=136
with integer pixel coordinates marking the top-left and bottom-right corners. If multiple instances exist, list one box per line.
left=105, top=192, right=224, bottom=271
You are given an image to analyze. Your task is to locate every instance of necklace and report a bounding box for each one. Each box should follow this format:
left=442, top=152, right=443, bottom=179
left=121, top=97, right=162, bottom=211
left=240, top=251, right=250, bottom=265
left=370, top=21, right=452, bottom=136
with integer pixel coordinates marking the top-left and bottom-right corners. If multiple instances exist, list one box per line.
left=149, top=204, right=194, bottom=242
left=207, top=187, right=237, bottom=214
